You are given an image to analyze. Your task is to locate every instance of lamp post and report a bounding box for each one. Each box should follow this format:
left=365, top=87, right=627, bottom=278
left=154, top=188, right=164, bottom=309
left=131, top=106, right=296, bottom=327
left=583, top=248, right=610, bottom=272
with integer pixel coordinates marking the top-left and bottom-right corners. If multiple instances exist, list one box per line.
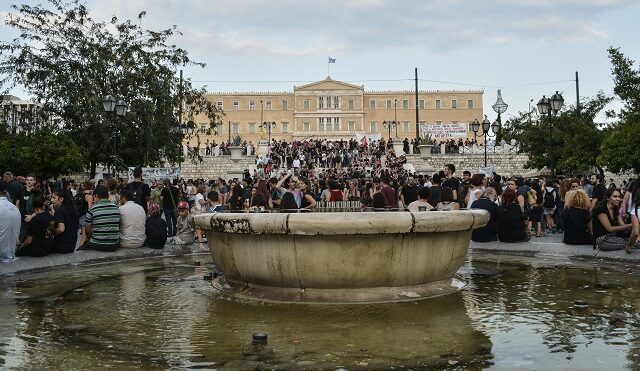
left=471, top=115, right=501, bottom=167
left=261, top=121, right=276, bottom=143
left=382, top=120, right=398, bottom=140
left=536, top=91, right=564, bottom=176
left=101, top=95, right=128, bottom=178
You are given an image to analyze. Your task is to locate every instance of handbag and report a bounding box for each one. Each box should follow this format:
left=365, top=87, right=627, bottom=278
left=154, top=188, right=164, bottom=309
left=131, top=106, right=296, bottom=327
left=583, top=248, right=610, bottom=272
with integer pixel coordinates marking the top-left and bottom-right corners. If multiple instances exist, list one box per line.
left=596, top=233, right=627, bottom=251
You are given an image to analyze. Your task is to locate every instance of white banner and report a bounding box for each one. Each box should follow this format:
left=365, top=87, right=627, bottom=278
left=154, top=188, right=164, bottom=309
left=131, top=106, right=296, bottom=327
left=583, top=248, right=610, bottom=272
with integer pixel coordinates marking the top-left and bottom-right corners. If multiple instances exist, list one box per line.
left=421, top=123, right=468, bottom=139
left=128, top=167, right=181, bottom=184
left=354, top=132, right=383, bottom=146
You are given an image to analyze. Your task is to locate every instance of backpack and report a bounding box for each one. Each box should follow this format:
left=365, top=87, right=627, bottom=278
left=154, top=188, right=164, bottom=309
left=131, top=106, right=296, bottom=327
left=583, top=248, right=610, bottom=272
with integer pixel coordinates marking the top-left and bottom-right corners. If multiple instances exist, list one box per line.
left=130, top=181, right=146, bottom=209
left=543, top=190, right=556, bottom=208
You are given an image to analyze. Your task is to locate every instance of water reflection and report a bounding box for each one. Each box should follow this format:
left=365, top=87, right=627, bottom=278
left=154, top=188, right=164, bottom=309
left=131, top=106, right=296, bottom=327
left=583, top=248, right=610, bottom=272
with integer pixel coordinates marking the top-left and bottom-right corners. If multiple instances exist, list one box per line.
left=1, top=254, right=640, bottom=369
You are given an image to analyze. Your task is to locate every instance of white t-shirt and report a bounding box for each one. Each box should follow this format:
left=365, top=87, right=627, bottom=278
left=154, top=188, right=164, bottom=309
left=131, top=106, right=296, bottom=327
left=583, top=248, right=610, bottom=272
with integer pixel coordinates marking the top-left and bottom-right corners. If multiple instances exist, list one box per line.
left=194, top=193, right=205, bottom=211
left=119, top=201, right=146, bottom=248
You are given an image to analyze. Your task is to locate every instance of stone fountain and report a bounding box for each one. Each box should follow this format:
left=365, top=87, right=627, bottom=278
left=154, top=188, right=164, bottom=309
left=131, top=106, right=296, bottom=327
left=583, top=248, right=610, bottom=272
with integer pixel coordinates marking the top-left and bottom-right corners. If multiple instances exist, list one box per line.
left=192, top=210, right=489, bottom=303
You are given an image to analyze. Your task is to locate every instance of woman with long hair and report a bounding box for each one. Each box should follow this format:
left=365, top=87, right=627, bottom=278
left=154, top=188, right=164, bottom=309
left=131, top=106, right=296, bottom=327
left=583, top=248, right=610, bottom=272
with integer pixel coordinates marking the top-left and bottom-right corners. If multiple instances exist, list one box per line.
left=51, top=189, right=79, bottom=253
left=297, top=179, right=317, bottom=211
left=437, top=187, right=459, bottom=211
left=227, top=184, right=245, bottom=211
left=592, top=188, right=633, bottom=252
left=496, top=187, right=528, bottom=242
left=562, top=189, right=592, bottom=245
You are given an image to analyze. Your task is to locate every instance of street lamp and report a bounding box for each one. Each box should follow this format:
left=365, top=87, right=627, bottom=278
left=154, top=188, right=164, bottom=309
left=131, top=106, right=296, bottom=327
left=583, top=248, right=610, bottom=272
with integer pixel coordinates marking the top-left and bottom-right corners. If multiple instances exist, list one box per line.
left=471, top=115, right=501, bottom=167
left=261, top=121, right=276, bottom=143
left=101, top=94, right=128, bottom=177
left=536, top=91, right=564, bottom=175
left=382, top=120, right=398, bottom=140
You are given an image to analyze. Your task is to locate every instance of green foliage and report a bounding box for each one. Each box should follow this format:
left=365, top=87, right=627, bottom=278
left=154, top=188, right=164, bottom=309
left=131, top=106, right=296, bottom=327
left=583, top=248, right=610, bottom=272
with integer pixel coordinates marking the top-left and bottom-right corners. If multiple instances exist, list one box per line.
left=0, top=0, right=222, bottom=177
left=0, top=128, right=85, bottom=178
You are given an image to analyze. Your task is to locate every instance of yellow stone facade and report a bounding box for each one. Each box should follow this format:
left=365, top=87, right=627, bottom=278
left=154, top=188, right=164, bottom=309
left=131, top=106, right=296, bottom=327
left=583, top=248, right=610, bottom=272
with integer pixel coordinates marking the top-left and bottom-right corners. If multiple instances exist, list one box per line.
left=195, top=77, right=483, bottom=144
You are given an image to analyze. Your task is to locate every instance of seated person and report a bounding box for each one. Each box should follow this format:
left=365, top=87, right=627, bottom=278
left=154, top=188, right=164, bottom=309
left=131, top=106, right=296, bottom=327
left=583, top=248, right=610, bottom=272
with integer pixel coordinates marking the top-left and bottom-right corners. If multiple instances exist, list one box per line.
left=207, top=191, right=225, bottom=212
left=168, top=202, right=195, bottom=245
left=119, top=190, right=146, bottom=248
left=437, top=187, right=460, bottom=211
left=0, top=180, right=21, bottom=262
left=562, top=189, right=593, bottom=245
left=496, top=188, right=529, bottom=243
left=279, top=192, right=299, bottom=212
left=592, top=188, right=632, bottom=252
left=407, top=187, right=435, bottom=212
left=145, top=204, right=167, bottom=249
left=51, top=189, right=79, bottom=253
left=372, top=192, right=388, bottom=211
left=16, top=194, right=54, bottom=257
left=470, top=187, right=498, bottom=242
left=79, top=184, right=120, bottom=251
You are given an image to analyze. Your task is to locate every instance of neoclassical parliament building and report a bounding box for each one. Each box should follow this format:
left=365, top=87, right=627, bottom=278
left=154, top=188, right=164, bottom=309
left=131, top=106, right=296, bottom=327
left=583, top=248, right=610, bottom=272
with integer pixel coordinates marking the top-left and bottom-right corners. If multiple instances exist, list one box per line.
left=197, top=77, right=484, bottom=143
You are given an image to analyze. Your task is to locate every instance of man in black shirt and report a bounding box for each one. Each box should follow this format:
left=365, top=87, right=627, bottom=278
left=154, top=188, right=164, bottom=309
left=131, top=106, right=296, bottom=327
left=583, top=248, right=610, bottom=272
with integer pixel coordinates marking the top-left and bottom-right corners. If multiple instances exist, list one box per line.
left=442, top=164, right=461, bottom=204
left=17, top=194, right=54, bottom=257
left=590, top=173, right=607, bottom=209
left=160, top=179, right=180, bottom=237
left=400, top=175, right=419, bottom=207
left=126, top=167, right=151, bottom=212
left=3, top=171, right=24, bottom=211
left=427, top=173, right=443, bottom=208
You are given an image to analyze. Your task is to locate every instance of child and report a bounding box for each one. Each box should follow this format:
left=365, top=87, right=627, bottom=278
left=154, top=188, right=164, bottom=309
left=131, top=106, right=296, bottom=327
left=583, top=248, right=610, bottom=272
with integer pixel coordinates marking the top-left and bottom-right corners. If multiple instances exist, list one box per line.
left=167, top=202, right=195, bottom=245
left=145, top=203, right=167, bottom=249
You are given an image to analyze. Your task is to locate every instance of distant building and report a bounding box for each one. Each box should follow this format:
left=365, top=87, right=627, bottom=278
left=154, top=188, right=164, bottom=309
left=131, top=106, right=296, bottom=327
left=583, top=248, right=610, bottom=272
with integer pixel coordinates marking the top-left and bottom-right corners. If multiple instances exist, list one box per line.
left=193, top=77, right=484, bottom=144
left=1, top=95, right=43, bottom=133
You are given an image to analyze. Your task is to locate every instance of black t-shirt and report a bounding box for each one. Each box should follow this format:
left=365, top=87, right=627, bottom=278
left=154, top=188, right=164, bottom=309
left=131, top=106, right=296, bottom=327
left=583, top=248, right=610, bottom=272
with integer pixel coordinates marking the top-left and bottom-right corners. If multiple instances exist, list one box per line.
left=24, top=212, right=54, bottom=256
left=7, top=179, right=24, bottom=209
left=52, top=206, right=78, bottom=253
left=442, top=177, right=460, bottom=200
left=591, top=203, right=616, bottom=239
left=401, top=184, right=419, bottom=206
left=427, top=186, right=442, bottom=208
left=592, top=184, right=607, bottom=204
left=496, top=204, right=527, bottom=242
left=471, top=198, right=498, bottom=242
left=126, top=181, right=151, bottom=211
left=145, top=216, right=167, bottom=249
left=21, top=188, right=37, bottom=216
left=562, top=207, right=592, bottom=245
left=160, top=186, right=180, bottom=210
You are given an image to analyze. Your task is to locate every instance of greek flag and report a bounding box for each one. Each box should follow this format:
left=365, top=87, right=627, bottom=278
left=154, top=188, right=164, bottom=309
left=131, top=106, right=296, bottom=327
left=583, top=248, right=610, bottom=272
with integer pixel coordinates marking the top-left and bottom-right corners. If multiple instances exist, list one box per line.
left=328, top=57, right=336, bottom=63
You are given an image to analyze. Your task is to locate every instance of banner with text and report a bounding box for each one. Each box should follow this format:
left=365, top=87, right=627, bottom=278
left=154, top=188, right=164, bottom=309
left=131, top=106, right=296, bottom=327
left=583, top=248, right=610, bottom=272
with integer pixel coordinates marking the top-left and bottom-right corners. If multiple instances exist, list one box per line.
left=421, top=123, right=468, bottom=139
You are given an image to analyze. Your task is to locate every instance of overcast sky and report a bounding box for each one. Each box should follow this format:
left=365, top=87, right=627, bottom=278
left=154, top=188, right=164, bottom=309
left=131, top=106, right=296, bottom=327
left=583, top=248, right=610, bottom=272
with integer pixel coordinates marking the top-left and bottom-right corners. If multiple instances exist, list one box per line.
left=2, top=0, right=639, bottom=121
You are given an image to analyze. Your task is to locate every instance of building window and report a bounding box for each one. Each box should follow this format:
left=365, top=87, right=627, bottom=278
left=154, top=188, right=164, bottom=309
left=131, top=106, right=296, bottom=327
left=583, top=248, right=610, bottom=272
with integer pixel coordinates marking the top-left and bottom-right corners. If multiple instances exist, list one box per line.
left=249, top=122, right=256, bottom=134
left=348, top=99, right=354, bottom=110
left=282, top=123, right=288, bottom=133
left=468, top=99, right=473, bottom=109
left=266, top=101, right=272, bottom=110
left=217, top=101, right=223, bottom=110
left=318, top=117, right=325, bottom=131
left=303, top=122, right=310, bottom=131
left=232, top=123, right=239, bottom=134
left=200, top=124, right=207, bottom=134
left=233, top=101, right=239, bottom=110
left=419, top=99, right=425, bottom=109
left=333, top=96, right=339, bottom=109
left=403, top=121, right=410, bottom=132
left=304, top=99, right=310, bottom=110
left=283, top=100, right=288, bottom=110
left=452, top=99, right=457, bottom=109
left=319, top=96, right=325, bottom=109
left=325, top=118, right=332, bottom=131
left=435, top=99, right=441, bottom=109
left=348, top=121, right=355, bottom=132
left=386, top=99, right=392, bottom=109
left=435, top=120, right=443, bottom=125
left=249, top=101, right=256, bottom=110
left=333, top=117, right=340, bottom=131
left=369, top=99, right=376, bottom=109
left=402, top=99, right=409, bottom=109
left=370, top=121, right=377, bottom=132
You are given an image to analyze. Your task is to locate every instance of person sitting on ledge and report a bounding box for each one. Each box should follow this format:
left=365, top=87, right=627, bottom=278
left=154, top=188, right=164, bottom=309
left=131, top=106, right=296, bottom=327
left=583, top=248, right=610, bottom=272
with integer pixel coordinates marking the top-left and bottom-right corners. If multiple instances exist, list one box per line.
left=78, top=184, right=120, bottom=252
left=436, top=187, right=459, bottom=211
left=118, top=190, right=146, bottom=248
left=496, top=188, right=529, bottom=243
left=562, top=189, right=593, bottom=245
left=0, top=180, right=21, bottom=262
left=470, top=187, right=498, bottom=242
left=145, top=203, right=167, bottom=249
left=167, top=202, right=195, bottom=245
left=16, top=193, right=54, bottom=257
left=279, top=192, right=299, bottom=212
left=407, top=186, right=434, bottom=212
left=51, top=189, right=79, bottom=254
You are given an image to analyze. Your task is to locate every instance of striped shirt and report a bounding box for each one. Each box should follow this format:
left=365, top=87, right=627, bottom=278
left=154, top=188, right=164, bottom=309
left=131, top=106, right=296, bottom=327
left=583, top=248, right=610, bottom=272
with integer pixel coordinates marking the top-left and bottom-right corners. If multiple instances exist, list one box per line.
left=86, top=199, right=120, bottom=246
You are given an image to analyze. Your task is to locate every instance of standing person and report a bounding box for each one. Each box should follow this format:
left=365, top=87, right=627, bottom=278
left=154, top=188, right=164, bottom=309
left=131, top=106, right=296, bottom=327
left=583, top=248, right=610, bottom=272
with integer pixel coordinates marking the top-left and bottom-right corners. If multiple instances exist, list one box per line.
left=380, top=177, right=397, bottom=209
left=161, top=179, right=179, bottom=237
left=590, top=173, right=607, bottom=210
left=78, top=185, right=120, bottom=252
left=470, top=187, right=499, bottom=242
left=118, top=190, right=146, bottom=248
left=543, top=180, right=558, bottom=233
left=0, top=179, right=21, bottom=262
left=427, top=173, right=443, bottom=208
left=106, top=178, right=120, bottom=205
left=20, top=174, right=38, bottom=218
left=496, top=188, right=529, bottom=242
left=192, top=184, right=207, bottom=243
left=442, top=164, right=461, bottom=205
left=150, top=179, right=164, bottom=213
left=50, top=189, right=79, bottom=254
left=465, top=174, right=484, bottom=209
left=400, top=176, right=419, bottom=209
left=16, top=193, right=54, bottom=257
left=126, top=166, right=151, bottom=213
left=529, top=181, right=544, bottom=237
left=2, top=172, right=24, bottom=211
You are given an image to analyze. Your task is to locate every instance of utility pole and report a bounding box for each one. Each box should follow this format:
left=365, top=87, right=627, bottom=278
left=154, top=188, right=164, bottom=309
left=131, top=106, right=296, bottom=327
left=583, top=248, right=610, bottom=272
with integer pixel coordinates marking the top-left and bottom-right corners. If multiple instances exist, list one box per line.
left=414, top=67, right=419, bottom=143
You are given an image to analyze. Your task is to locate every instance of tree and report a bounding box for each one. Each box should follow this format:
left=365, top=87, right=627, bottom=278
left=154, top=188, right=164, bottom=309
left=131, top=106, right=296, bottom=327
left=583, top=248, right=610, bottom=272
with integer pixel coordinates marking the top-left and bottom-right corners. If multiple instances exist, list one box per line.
left=597, top=47, right=640, bottom=174
left=0, top=0, right=221, bottom=178
left=501, top=93, right=610, bottom=176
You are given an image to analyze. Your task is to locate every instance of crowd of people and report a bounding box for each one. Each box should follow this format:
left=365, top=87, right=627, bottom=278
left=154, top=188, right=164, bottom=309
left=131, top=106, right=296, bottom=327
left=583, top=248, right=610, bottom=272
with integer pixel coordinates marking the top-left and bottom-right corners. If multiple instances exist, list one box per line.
left=2, top=137, right=639, bottom=263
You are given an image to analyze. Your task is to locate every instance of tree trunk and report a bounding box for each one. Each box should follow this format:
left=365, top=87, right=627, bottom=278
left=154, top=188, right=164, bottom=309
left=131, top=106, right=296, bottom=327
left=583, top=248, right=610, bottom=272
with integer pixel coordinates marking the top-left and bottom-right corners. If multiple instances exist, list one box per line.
left=90, top=161, right=97, bottom=181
